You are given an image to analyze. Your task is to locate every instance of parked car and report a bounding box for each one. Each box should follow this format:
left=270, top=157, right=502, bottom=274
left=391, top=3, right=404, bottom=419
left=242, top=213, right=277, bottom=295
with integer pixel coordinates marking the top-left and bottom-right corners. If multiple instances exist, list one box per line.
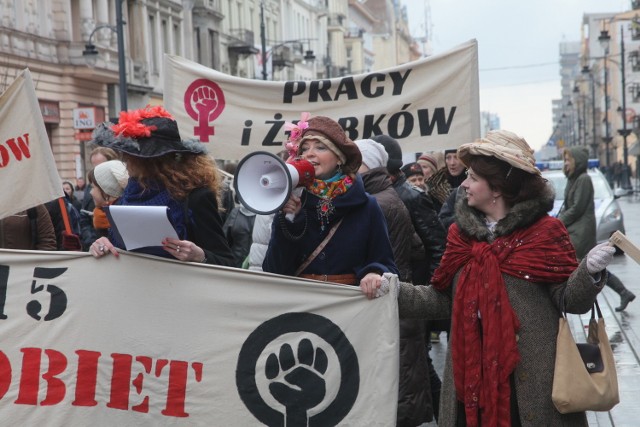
left=542, top=168, right=625, bottom=246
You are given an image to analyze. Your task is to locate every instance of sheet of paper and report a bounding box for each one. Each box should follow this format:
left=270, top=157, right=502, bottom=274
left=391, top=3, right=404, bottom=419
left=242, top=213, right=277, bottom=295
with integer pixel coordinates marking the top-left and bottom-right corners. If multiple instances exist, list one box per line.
left=105, top=205, right=179, bottom=250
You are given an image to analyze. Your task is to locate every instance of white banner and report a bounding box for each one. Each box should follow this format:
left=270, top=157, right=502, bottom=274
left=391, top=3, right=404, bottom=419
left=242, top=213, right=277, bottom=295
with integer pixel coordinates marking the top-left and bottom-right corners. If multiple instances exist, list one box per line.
left=0, top=69, right=63, bottom=220
left=164, top=40, right=480, bottom=161
left=0, top=250, right=399, bottom=426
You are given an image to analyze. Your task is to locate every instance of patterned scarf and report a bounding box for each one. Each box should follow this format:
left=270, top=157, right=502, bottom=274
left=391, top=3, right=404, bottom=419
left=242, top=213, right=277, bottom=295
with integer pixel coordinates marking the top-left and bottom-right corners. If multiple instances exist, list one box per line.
left=431, top=215, right=578, bottom=427
left=307, top=174, right=353, bottom=231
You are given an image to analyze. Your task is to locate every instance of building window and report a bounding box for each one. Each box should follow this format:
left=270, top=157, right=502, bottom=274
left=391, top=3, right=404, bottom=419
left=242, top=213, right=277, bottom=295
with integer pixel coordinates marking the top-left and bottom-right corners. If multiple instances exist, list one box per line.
left=162, top=19, right=169, bottom=54
left=149, top=14, right=158, bottom=73
left=208, top=29, right=216, bottom=68
left=195, top=28, right=202, bottom=64
left=174, top=23, right=181, bottom=55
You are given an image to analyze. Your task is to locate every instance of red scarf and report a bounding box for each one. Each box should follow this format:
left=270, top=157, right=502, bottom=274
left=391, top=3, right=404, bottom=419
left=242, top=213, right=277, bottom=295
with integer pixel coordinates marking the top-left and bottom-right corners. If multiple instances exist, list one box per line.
left=431, top=215, right=577, bottom=427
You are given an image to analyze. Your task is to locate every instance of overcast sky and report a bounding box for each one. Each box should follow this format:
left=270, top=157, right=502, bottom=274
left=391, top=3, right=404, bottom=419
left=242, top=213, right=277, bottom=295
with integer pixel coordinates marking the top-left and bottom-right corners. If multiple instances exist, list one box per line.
left=404, top=0, right=629, bottom=151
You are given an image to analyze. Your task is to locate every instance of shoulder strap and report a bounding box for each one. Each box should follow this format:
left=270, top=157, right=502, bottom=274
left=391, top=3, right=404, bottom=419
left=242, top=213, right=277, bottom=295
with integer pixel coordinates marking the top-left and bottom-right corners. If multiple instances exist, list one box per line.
left=295, top=218, right=344, bottom=276
left=57, top=198, right=72, bottom=234
left=27, top=207, right=39, bottom=247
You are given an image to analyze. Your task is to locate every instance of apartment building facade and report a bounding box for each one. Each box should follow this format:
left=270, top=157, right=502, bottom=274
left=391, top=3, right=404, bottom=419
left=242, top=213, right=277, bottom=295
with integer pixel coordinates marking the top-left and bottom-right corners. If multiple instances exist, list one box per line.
left=0, top=0, right=417, bottom=180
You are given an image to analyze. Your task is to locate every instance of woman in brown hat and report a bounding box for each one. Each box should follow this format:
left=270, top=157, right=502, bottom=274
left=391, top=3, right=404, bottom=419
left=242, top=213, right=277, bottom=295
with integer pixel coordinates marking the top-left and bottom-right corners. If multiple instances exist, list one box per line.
left=362, top=130, right=615, bottom=426
left=262, top=115, right=398, bottom=291
left=88, top=106, right=234, bottom=266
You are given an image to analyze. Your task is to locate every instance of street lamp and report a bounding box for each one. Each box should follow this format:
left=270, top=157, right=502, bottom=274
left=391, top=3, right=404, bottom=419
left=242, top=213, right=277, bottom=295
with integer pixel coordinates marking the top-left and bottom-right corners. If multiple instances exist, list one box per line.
left=599, top=26, right=632, bottom=188
left=581, top=65, right=599, bottom=158
left=259, top=1, right=315, bottom=80
left=598, top=29, right=612, bottom=168
left=566, top=100, right=576, bottom=146
left=82, top=0, right=127, bottom=111
left=573, top=85, right=587, bottom=147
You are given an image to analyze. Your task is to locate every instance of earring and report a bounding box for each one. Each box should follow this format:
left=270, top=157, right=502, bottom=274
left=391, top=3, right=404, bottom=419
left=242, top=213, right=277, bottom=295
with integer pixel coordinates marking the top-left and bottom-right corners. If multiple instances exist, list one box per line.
left=336, top=163, right=343, bottom=175
left=492, top=198, right=496, bottom=204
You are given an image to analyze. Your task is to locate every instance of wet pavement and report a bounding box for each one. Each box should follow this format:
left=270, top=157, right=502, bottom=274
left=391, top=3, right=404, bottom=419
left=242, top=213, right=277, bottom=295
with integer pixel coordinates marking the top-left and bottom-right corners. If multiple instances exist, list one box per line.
left=423, top=191, right=640, bottom=426
left=584, top=192, right=640, bottom=426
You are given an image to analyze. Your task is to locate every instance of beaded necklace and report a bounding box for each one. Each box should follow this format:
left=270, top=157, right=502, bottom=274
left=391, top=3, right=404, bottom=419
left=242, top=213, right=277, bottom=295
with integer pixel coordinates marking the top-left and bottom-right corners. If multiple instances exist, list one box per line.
left=307, top=174, right=353, bottom=231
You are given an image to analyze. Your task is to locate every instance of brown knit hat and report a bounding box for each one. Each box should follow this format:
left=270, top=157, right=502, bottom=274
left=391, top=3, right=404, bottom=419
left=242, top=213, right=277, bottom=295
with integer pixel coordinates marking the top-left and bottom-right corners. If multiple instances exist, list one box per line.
left=298, top=116, right=362, bottom=175
left=418, top=153, right=439, bottom=174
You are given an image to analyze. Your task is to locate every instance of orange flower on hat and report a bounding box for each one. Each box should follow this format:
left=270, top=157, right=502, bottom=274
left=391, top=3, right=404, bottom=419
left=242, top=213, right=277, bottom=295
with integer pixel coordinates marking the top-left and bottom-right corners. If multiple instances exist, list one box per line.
left=111, top=105, right=174, bottom=139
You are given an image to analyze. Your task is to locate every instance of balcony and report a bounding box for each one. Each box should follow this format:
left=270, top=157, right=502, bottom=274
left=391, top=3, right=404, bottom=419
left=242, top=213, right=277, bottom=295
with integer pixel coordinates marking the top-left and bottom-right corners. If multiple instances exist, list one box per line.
left=632, top=20, right=640, bottom=41
left=345, top=28, right=364, bottom=38
left=228, top=29, right=258, bottom=55
left=272, top=46, right=294, bottom=70
left=327, top=13, right=345, bottom=28
left=629, top=83, right=640, bottom=103
left=630, top=50, right=640, bottom=72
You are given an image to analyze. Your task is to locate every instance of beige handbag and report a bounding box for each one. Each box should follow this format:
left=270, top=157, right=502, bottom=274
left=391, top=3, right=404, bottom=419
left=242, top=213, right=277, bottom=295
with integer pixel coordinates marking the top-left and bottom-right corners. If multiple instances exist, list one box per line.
left=552, top=298, right=619, bottom=414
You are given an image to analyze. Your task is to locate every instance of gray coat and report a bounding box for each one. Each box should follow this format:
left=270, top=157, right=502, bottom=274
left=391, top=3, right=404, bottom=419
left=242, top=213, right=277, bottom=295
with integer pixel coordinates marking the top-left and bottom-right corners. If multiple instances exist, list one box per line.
left=398, top=183, right=605, bottom=427
left=558, top=146, right=596, bottom=259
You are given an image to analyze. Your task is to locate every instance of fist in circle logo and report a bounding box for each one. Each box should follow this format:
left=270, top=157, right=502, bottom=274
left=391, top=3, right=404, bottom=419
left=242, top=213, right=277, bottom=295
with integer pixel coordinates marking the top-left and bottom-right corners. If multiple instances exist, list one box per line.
left=236, top=312, right=359, bottom=426
left=183, top=79, right=226, bottom=142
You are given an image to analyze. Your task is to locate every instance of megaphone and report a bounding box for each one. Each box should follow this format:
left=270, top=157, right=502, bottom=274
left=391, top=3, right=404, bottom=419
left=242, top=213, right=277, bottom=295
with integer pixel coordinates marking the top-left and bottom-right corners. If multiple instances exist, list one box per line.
left=234, top=151, right=315, bottom=214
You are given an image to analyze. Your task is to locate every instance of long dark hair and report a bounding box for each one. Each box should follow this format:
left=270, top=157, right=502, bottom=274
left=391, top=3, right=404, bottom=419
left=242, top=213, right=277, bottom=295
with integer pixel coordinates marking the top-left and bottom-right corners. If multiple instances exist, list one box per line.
left=467, top=155, right=547, bottom=207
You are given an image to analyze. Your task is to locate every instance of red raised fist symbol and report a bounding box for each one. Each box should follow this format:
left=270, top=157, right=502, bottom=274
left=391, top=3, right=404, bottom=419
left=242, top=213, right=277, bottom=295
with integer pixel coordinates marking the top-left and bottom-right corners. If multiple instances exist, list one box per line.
left=183, top=79, right=226, bottom=142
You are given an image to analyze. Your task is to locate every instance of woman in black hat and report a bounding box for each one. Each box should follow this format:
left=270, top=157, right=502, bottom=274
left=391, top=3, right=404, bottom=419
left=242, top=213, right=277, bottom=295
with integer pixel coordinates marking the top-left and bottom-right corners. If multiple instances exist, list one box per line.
left=401, top=162, right=426, bottom=191
left=262, top=114, right=398, bottom=291
left=88, top=106, right=234, bottom=266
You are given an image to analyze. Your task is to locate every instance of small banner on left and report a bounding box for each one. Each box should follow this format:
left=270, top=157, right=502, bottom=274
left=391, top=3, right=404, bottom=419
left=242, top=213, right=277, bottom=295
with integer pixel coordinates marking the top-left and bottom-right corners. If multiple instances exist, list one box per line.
left=0, top=69, right=63, bottom=220
left=0, top=249, right=399, bottom=426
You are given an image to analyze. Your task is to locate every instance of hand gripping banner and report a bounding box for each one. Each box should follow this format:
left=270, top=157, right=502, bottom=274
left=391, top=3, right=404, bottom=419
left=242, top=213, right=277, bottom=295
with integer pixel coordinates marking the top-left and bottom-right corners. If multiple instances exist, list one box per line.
left=0, top=249, right=400, bottom=426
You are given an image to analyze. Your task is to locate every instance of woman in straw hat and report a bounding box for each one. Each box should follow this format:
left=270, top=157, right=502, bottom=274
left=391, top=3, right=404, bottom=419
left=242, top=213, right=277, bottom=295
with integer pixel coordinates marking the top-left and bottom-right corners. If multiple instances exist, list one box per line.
left=362, top=130, right=615, bottom=426
left=263, top=114, right=398, bottom=289
left=88, top=106, right=233, bottom=266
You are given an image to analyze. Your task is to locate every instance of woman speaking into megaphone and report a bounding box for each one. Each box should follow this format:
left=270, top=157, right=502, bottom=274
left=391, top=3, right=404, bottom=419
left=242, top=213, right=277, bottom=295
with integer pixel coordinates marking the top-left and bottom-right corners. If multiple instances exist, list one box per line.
left=262, top=113, right=398, bottom=294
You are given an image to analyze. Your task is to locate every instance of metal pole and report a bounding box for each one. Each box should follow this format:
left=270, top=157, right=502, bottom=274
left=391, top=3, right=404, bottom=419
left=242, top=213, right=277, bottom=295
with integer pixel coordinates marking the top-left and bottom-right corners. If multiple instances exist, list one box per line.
left=260, top=1, right=267, bottom=80
left=591, top=76, right=597, bottom=158
left=582, top=95, right=587, bottom=147
left=115, top=0, right=127, bottom=111
left=603, top=51, right=610, bottom=167
left=620, top=27, right=630, bottom=184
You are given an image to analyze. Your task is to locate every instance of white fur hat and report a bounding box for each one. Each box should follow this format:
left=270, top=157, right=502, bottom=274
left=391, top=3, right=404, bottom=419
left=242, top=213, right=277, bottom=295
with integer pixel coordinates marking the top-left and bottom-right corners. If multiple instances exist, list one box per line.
left=354, top=139, right=389, bottom=170
left=93, top=160, right=129, bottom=198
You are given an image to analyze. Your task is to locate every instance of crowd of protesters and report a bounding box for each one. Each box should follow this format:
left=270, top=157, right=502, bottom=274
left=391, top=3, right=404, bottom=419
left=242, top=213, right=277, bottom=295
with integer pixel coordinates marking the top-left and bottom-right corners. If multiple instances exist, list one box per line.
left=2, top=107, right=628, bottom=426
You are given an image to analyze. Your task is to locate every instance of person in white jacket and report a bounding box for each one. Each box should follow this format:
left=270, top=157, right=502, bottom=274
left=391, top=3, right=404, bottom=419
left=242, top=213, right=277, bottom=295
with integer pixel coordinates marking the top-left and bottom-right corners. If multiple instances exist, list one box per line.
left=247, top=213, right=274, bottom=271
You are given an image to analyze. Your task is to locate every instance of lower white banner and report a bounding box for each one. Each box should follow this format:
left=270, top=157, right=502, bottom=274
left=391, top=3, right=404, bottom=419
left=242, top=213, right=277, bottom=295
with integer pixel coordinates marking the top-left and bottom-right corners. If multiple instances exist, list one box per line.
left=0, top=250, right=399, bottom=426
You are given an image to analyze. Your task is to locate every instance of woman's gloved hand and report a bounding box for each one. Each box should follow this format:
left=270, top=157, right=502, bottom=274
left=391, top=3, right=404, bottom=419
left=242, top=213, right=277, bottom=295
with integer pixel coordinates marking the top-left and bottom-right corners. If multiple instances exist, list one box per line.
left=586, top=242, right=616, bottom=274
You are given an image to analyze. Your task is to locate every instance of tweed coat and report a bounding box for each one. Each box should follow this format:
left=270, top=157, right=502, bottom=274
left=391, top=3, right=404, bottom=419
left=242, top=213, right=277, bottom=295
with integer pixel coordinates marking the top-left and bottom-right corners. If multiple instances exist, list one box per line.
left=398, top=183, right=605, bottom=427
left=360, top=167, right=433, bottom=425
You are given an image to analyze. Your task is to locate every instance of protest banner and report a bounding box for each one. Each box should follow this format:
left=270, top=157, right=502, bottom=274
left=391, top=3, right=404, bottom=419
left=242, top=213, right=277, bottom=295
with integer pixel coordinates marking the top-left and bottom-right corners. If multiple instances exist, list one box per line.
left=164, top=40, right=480, bottom=161
left=0, top=69, right=63, bottom=220
left=0, top=249, right=399, bottom=426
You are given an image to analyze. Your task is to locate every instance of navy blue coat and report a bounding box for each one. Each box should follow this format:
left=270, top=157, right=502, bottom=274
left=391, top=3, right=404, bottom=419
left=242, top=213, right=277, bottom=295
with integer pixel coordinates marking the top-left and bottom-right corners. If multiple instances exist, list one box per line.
left=263, top=175, right=398, bottom=280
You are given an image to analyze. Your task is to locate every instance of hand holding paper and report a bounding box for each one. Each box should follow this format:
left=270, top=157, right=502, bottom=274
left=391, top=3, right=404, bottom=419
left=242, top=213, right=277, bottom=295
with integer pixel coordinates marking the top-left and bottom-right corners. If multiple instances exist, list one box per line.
left=105, top=205, right=179, bottom=250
